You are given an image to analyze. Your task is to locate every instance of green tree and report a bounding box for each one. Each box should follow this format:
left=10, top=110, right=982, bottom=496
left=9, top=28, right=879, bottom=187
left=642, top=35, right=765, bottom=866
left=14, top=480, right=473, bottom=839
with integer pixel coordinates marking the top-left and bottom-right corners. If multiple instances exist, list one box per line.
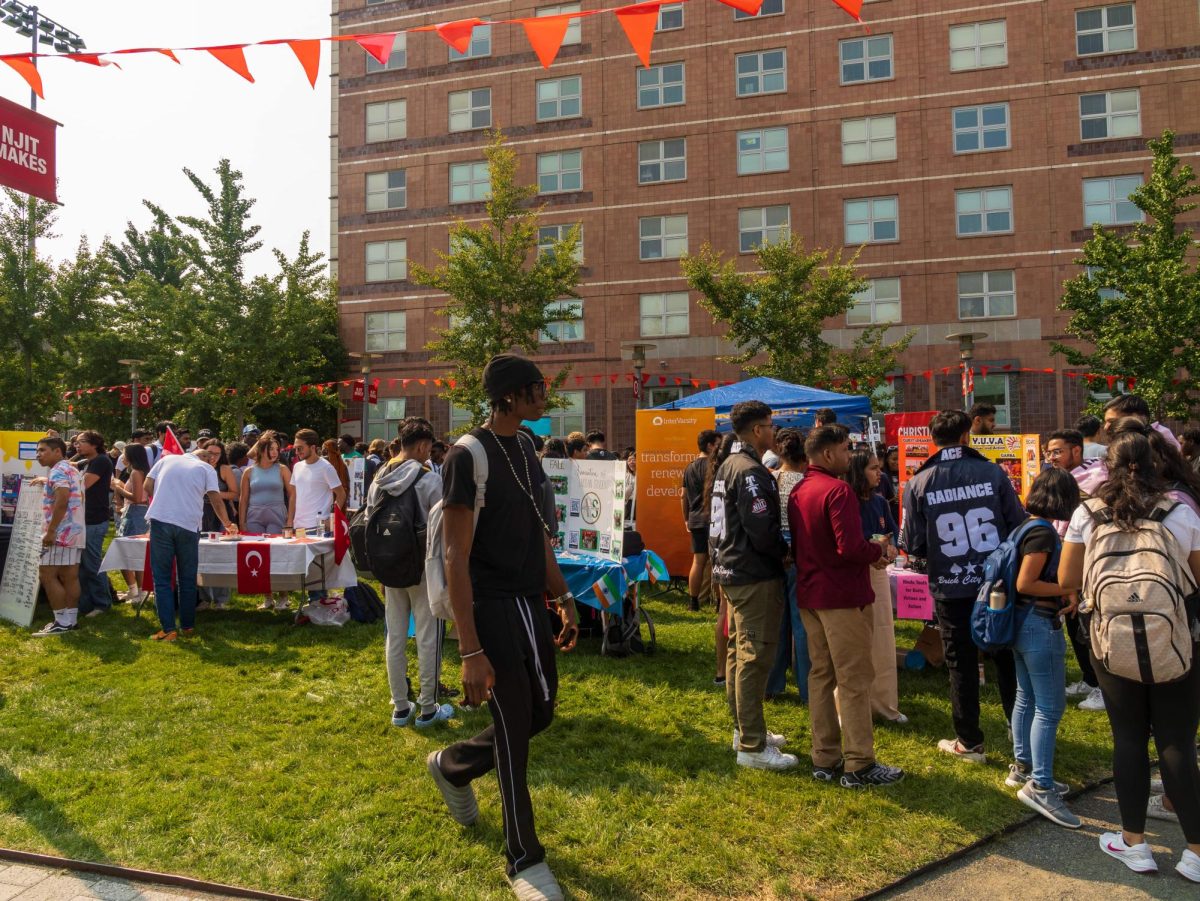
left=1054, top=130, right=1200, bottom=420
left=410, top=133, right=582, bottom=430
left=681, top=237, right=913, bottom=409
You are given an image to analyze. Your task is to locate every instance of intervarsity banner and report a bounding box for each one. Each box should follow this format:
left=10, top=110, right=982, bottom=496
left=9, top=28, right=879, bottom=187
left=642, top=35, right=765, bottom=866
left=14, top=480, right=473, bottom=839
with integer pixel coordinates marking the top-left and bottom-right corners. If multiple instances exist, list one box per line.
left=0, top=95, right=57, bottom=204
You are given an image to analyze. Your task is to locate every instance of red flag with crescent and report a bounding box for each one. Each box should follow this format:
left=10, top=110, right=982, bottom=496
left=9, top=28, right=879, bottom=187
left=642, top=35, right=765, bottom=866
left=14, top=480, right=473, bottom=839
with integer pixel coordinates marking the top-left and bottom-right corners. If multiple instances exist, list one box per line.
left=332, top=504, right=350, bottom=565
left=236, top=542, right=272, bottom=594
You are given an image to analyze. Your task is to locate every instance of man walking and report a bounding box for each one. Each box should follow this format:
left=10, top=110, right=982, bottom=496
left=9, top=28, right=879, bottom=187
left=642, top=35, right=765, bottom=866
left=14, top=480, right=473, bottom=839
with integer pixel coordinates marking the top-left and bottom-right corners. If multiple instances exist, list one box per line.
left=682, top=428, right=719, bottom=612
left=901, top=410, right=1025, bottom=762
left=427, top=353, right=579, bottom=901
left=145, top=442, right=238, bottom=641
left=33, top=436, right=86, bottom=636
left=75, top=430, right=114, bottom=618
left=790, top=424, right=904, bottom=788
left=711, top=400, right=797, bottom=771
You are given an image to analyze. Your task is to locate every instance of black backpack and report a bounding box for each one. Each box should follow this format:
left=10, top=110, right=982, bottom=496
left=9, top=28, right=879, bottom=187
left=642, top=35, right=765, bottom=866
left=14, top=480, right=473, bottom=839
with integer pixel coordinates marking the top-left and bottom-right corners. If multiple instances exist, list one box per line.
left=345, top=582, right=385, bottom=623
left=350, top=472, right=427, bottom=588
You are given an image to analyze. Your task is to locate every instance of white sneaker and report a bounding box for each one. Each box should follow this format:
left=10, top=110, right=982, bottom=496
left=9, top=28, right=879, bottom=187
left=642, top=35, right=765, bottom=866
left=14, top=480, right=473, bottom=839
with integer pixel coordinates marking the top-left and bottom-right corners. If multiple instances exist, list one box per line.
left=732, top=729, right=786, bottom=751
left=736, top=744, right=800, bottom=771
left=937, top=738, right=986, bottom=763
left=1146, top=794, right=1178, bottom=822
left=1099, top=831, right=1157, bottom=873
left=415, top=703, right=455, bottom=728
left=1065, top=680, right=1092, bottom=698
left=509, top=862, right=564, bottom=901
left=1176, top=848, right=1200, bottom=883
left=426, top=751, right=479, bottom=826
left=1079, top=687, right=1106, bottom=711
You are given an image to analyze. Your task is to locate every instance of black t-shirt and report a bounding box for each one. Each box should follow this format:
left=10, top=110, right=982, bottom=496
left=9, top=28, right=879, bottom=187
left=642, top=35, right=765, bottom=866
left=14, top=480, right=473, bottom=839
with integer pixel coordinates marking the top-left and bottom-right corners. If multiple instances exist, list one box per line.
left=83, top=454, right=113, bottom=525
left=1016, top=522, right=1059, bottom=608
left=682, top=456, right=709, bottom=531
left=443, top=428, right=548, bottom=600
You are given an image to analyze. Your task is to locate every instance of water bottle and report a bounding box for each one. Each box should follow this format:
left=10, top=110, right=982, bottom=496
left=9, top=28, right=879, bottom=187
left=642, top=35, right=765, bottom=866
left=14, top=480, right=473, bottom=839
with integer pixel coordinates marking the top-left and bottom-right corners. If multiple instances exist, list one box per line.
left=988, top=585, right=1007, bottom=611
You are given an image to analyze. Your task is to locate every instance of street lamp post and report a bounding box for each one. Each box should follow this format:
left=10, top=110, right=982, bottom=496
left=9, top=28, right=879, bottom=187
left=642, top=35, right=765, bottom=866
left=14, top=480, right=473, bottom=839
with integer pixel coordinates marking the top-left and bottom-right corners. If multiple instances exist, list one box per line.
left=347, top=352, right=382, bottom=442
left=622, top=342, right=656, bottom=409
left=945, top=332, right=988, bottom=409
left=118, top=359, right=144, bottom=433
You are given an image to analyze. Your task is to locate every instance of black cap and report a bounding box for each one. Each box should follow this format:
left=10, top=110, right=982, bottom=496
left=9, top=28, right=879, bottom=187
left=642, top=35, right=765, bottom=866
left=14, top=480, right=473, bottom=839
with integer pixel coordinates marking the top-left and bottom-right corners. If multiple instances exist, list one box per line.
left=482, top=354, right=544, bottom=401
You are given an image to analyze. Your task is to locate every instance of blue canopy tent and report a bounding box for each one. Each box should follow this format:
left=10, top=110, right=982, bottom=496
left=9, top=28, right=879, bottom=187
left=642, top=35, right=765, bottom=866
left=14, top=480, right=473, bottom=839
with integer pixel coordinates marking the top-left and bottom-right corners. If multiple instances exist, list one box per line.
left=653, top=376, right=872, bottom=431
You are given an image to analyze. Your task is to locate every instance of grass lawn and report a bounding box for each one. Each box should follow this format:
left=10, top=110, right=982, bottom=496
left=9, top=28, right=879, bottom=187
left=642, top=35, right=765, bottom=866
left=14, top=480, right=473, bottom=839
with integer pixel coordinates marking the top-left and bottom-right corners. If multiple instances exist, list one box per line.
left=0, top=575, right=1117, bottom=900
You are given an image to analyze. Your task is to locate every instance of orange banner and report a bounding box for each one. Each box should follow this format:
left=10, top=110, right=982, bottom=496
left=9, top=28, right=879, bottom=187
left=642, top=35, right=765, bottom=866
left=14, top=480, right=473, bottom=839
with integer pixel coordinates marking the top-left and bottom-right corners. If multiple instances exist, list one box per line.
left=636, top=407, right=716, bottom=578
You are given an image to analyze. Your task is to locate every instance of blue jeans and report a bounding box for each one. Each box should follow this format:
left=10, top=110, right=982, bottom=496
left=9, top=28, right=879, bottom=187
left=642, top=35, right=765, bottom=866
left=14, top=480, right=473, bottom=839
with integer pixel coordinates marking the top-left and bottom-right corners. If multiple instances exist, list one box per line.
left=766, top=564, right=811, bottom=700
left=150, top=521, right=200, bottom=632
left=78, top=521, right=111, bottom=614
left=1012, top=611, right=1067, bottom=789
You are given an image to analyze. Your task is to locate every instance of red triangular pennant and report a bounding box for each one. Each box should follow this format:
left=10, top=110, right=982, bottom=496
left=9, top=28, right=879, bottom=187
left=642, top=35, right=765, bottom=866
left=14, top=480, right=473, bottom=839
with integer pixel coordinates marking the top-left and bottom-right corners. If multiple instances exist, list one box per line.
left=285, top=39, right=321, bottom=88
left=66, top=53, right=119, bottom=68
left=206, top=45, right=255, bottom=82
left=715, top=0, right=764, bottom=15
left=435, top=19, right=484, bottom=54
left=830, top=0, right=864, bottom=21
left=521, top=15, right=571, bottom=68
left=2, top=57, right=43, bottom=99
left=615, top=4, right=659, bottom=68
left=354, top=33, right=397, bottom=65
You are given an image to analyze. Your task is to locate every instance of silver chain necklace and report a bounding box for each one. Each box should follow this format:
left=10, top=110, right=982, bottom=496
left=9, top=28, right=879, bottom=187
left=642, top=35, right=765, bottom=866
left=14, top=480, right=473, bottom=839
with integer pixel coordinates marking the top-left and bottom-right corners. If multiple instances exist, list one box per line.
left=483, top=424, right=553, bottom=536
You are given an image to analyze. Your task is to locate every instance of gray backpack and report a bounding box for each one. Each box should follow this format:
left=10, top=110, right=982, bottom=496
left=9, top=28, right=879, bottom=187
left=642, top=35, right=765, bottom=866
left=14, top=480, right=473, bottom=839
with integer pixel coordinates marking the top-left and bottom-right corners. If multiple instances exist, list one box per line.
left=1082, top=498, right=1197, bottom=684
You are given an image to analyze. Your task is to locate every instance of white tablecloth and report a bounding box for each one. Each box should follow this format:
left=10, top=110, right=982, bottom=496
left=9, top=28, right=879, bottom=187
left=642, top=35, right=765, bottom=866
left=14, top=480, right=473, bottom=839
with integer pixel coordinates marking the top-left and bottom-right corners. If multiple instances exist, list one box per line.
left=100, top=535, right=359, bottom=591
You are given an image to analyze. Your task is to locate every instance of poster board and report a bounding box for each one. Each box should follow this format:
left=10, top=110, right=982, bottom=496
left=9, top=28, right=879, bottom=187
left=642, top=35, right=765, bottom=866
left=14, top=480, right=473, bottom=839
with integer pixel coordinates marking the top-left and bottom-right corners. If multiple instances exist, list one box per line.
left=346, top=457, right=365, bottom=511
left=1, top=430, right=47, bottom=524
left=899, top=434, right=1041, bottom=501
left=885, top=411, right=936, bottom=447
left=543, top=458, right=625, bottom=562
left=0, top=480, right=42, bottom=628
left=636, top=408, right=717, bottom=578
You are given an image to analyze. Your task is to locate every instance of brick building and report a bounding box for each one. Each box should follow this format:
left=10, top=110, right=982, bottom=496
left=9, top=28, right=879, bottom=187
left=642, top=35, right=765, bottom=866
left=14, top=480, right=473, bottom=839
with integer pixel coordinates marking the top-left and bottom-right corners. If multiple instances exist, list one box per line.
left=331, top=0, right=1200, bottom=445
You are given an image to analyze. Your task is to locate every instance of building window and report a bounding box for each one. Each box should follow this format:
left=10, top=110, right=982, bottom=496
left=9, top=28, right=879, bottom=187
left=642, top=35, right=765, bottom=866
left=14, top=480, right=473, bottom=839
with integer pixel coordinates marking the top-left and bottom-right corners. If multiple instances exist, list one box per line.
left=1079, top=89, right=1140, bottom=140
left=840, top=35, right=893, bottom=84
left=537, top=223, right=584, bottom=262
left=1076, top=3, right=1136, bottom=56
left=449, top=24, right=491, bottom=60
left=657, top=2, right=684, bottom=30
left=847, top=277, right=901, bottom=326
left=841, top=115, right=896, bottom=164
left=948, top=21, right=1007, bottom=71
left=536, top=76, right=581, bottom=121
left=735, top=49, right=786, bottom=97
left=972, top=374, right=1010, bottom=428
left=367, top=399, right=408, bottom=443
left=952, top=103, right=1010, bottom=153
left=1086, top=265, right=1124, bottom=301
left=549, top=391, right=586, bottom=436
left=1083, top=175, right=1143, bottom=225
left=365, top=240, right=407, bottom=282
left=738, top=205, right=790, bottom=252
left=449, top=88, right=491, bottom=132
left=449, top=161, right=491, bottom=203
left=735, top=0, right=783, bottom=18
left=365, top=170, right=406, bottom=212
left=637, top=62, right=685, bottom=108
left=365, top=34, right=406, bottom=72
left=541, top=300, right=585, bottom=343
left=736, top=127, right=788, bottom=175
left=957, top=270, right=1015, bottom=319
left=639, top=214, right=688, bottom=260
left=537, top=150, right=582, bottom=194
left=537, top=4, right=581, bottom=45
left=365, top=99, right=406, bottom=143
left=843, top=196, right=898, bottom=244
left=955, top=186, right=1013, bottom=236
left=365, top=311, right=407, bottom=352
left=640, top=292, right=689, bottom=337
left=638, top=138, right=687, bottom=184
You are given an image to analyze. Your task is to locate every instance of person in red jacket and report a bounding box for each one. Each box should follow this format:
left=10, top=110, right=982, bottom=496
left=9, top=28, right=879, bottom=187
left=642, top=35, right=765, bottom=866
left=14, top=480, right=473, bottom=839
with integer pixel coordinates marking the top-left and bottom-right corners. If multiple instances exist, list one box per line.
left=789, top=424, right=905, bottom=789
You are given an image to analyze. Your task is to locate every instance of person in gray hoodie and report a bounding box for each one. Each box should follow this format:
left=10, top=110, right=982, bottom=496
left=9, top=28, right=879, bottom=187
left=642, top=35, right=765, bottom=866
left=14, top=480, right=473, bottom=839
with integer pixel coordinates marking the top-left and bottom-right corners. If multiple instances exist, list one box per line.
left=366, top=416, right=453, bottom=728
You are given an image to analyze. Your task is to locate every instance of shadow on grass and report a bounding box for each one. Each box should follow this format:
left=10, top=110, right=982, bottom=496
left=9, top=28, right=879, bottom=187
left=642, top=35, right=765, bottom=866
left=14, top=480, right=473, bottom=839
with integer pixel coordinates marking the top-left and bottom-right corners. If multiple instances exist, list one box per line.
left=0, top=765, right=109, bottom=863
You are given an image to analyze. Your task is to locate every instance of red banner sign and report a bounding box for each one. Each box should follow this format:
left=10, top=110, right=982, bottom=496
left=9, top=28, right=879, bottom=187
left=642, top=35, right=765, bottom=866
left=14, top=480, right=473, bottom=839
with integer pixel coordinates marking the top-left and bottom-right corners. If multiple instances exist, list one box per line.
left=351, top=380, right=364, bottom=403
left=883, top=411, right=936, bottom=447
left=0, top=95, right=57, bottom=204
left=368, top=378, right=378, bottom=405
left=119, top=386, right=152, bottom=408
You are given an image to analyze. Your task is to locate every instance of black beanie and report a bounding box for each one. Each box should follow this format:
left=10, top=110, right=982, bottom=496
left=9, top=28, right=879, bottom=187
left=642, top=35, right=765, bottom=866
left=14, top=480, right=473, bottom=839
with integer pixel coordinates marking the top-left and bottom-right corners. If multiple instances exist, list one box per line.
left=483, top=353, right=544, bottom=401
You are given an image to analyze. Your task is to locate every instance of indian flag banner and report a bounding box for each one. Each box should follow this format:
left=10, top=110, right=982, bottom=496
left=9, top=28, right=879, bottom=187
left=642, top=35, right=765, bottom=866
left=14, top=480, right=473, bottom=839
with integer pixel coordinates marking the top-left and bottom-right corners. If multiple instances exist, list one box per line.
left=592, top=571, right=624, bottom=609
left=645, top=551, right=669, bottom=584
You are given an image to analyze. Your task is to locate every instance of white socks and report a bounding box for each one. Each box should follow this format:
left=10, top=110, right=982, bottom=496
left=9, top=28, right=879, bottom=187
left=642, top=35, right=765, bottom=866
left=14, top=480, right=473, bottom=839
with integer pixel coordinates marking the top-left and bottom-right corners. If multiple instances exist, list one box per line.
left=54, top=608, right=79, bottom=627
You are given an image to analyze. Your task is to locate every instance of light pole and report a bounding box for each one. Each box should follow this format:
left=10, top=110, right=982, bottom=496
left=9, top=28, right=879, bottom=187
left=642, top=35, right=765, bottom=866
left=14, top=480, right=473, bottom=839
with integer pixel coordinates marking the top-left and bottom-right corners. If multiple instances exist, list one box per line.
left=622, top=342, right=656, bottom=409
left=945, top=332, right=987, bottom=409
left=348, top=351, right=381, bottom=441
left=118, top=358, right=144, bottom=434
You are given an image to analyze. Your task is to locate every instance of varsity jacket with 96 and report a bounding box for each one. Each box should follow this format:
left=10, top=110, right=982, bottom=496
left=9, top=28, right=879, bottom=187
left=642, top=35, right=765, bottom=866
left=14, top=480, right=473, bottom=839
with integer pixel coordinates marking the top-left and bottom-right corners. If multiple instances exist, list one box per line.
left=900, top=444, right=1026, bottom=601
left=710, top=445, right=788, bottom=585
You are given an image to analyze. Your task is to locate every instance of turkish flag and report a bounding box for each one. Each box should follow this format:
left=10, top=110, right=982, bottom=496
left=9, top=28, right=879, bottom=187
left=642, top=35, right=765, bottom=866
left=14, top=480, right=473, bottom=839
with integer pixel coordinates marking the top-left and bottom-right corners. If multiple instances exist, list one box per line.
left=332, top=504, right=350, bottom=565
left=162, top=426, right=184, bottom=456
left=236, top=542, right=272, bottom=594
left=137, top=387, right=151, bottom=408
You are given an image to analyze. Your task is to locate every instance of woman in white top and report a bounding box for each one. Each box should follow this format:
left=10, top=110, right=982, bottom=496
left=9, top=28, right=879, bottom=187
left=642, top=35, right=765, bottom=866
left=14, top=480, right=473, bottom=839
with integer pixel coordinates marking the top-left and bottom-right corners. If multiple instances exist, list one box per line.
left=1059, top=430, right=1200, bottom=882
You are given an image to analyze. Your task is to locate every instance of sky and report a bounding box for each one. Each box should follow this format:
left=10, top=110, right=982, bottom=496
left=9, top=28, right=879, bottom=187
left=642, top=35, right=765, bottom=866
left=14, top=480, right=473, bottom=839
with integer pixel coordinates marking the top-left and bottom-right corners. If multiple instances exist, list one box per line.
left=0, top=0, right=331, bottom=276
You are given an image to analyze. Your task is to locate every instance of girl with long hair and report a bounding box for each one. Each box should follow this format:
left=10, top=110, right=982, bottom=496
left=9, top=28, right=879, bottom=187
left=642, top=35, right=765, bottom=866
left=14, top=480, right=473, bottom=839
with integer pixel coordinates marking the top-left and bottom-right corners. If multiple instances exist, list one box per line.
left=240, top=431, right=296, bottom=610
left=322, top=438, right=351, bottom=506
left=113, top=443, right=151, bottom=604
left=766, top=428, right=811, bottom=701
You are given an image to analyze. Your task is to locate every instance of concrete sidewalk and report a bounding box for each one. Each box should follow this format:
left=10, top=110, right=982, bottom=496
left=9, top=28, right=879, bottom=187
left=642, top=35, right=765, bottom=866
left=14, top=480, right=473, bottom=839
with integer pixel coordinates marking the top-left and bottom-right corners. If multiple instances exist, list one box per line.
left=0, top=863, right=260, bottom=901
left=880, top=783, right=1200, bottom=900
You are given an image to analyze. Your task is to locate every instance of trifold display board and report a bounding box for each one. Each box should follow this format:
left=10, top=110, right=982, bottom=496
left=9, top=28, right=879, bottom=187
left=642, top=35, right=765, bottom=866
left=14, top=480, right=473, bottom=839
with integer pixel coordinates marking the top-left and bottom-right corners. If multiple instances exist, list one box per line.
left=899, top=433, right=1042, bottom=501
left=542, top=457, right=626, bottom=563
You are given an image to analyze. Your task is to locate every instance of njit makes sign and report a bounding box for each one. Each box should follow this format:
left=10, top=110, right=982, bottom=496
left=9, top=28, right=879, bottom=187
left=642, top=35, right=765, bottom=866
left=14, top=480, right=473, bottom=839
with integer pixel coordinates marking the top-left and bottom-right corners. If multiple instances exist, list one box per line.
left=0, top=95, right=57, bottom=204
left=119, top=387, right=152, bottom=408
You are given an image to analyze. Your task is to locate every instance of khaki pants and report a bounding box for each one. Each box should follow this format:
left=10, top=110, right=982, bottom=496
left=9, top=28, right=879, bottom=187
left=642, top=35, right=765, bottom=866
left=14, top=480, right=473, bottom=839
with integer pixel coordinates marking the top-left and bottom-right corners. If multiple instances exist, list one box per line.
left=725, top=579, right=784, bottom=753
left=700, top=557, right=713, bottom=604
left=802, top=605, right=876, bottom=771
left=869, top=566, right=902, bottom=720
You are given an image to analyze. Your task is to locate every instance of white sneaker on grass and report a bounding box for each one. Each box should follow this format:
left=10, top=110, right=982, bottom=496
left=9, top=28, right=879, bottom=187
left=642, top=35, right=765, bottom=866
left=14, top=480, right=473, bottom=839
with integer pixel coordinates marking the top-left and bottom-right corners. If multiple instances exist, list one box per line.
left=415, top=704, right=454, bottom=728
left=1079, top=687, right=1106, bottom=711
left=509, top=862, right=564, bottom=901
left=1065, top=680, right=1092, bottom=698
left=731, top=729, right=786, bottom=752
left=1099, top=832, right=1157, bottom=873
left=1176, top=848, right=1200, bottom=883
left=426, top=751, right=479, bottom=826
left=937, top=738, right=985, bottom=763
left=737, top=744, right=799, bottom=771
left=1146, top=793, right=1178, bottom=822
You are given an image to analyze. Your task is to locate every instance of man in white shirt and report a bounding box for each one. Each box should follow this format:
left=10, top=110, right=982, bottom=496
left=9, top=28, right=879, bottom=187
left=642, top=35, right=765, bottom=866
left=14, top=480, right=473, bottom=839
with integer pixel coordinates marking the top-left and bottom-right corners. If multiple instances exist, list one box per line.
left=290, top=429, right=346, bottom=531
left=145, top=450, right=237, bottom=640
